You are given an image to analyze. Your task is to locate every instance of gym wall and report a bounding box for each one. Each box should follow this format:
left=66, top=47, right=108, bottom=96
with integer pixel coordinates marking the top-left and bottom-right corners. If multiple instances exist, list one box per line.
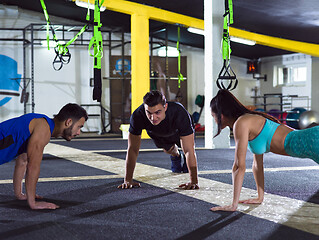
left=0, top=4, right=265, bottom=133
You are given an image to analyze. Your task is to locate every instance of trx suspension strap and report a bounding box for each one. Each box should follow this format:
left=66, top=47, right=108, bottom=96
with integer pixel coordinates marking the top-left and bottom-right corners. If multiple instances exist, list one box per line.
left=88, top=0, right=104, bottom=102
left=39, top=0, right=89, bottom=70
left=216, top=0, right=238, bottom=91
left=175, top=26, right=184, bottom=102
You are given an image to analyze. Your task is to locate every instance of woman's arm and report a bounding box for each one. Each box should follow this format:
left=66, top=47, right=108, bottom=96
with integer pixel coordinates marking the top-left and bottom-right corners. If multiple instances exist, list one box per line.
left=211, top=118, right=249, bottom=211
left=239, top=154, right=264, bottom=204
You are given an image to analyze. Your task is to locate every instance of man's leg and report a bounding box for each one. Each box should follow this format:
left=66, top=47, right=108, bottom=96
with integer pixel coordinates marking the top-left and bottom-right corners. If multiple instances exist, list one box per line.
left=163, top=144, right=179, bottom=156
left=13, top=153, right=28, bottom=200
left=164, top=145, right=188, bottom=173
left=164, top=145, right=182, bottom=173
left=152, top=137, right=188, bottom=173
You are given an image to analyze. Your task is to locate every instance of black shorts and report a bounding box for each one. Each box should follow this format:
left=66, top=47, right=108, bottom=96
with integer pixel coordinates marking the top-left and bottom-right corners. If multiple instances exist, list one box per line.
left=152, top=134, right=181, bottom=151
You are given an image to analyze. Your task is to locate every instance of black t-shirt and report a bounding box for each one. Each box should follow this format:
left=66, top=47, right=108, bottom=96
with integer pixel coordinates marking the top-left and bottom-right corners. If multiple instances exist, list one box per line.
left=129, top=102, right=194, bottom=140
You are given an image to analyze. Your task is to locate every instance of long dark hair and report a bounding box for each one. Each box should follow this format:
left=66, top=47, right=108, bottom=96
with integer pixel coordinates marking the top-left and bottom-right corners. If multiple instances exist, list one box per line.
left=210, top=89, right=280, bottom=137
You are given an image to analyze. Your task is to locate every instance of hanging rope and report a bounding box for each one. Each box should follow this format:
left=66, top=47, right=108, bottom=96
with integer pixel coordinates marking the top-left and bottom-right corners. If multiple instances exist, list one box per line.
left=39, top=0, right=89, bottom=70
left=89, top=0, right=104, bottom=102
left=175, top=26, right=184, bottom=102
left=216, top=0, right=238, bottom=91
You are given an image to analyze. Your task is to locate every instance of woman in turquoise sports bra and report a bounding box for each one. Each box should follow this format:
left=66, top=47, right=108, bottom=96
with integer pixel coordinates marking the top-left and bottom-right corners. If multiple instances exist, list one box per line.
left=209, top=89, right=319, bottom=212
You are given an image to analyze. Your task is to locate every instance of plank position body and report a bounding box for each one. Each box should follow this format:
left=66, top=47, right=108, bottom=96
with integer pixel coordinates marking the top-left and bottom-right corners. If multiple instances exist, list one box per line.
left=210, top=90, right=319, bottom=211
left=118, top=90, right=199, bottom=190
left=0, top=103, right=88, bottom=210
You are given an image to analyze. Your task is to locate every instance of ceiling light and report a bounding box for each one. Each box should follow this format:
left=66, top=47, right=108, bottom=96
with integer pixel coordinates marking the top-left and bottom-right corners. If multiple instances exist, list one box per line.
left=230, top=36, right=256, bottom=46
left=157, top=46, right=179, bottom=57
left=75, top=0, right=106, bottom=12
left=187, top=27, right=204, bottom=35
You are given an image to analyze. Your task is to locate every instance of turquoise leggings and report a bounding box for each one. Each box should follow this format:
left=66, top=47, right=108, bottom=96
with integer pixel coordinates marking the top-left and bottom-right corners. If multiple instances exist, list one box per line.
left=284, top=126, right=319, bottom=164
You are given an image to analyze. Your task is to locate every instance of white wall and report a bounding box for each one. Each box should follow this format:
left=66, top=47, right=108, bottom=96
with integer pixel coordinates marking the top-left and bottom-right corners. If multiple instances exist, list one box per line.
left=2, top=4, right=318, bottom=137
left=183, top=46, right=205, bottom=124
left=182, top=47, right=259, bottom=126
left=229, top=56, right=259, bottom=106
left=0, top=4, right=256, bottom=133
left=311, top=57, right=319, bottom=112
left=0, top=39, right=24, bottom=120
left=259, top=53, right=312, bottom=111
left=0, top=5, right=126, bottom=133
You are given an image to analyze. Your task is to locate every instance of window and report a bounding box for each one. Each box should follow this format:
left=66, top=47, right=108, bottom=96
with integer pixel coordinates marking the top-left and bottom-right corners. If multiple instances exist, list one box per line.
left=292, top=66, right=307, bottom=82
left=273, top=65, right=307, bottom=87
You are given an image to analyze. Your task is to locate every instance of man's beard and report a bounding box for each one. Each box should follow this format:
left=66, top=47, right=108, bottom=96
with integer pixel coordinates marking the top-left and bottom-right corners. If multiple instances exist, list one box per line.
left=62, top=124, right=74, bottom=141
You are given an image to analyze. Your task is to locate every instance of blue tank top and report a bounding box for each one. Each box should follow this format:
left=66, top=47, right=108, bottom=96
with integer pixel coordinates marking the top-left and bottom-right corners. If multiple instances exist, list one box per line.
left=247, top=118, right=280, bottom=155
left=0, top=113, right=55, bottom=165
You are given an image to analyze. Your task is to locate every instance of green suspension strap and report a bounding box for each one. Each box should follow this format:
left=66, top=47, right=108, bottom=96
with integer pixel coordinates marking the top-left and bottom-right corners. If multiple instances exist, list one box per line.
left=88, top=0, right=104, bottom=102
left=39, top=0, right=89, bottom=70
left=39, top=0, right=54, bottom=50
left=175, top=26, right=184, bottom=102
left=216, top=0, right=238, bottom=91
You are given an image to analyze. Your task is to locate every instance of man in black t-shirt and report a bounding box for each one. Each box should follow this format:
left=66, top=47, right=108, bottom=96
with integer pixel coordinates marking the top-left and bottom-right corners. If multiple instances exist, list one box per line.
left=118, top=90, right=199, bottom=190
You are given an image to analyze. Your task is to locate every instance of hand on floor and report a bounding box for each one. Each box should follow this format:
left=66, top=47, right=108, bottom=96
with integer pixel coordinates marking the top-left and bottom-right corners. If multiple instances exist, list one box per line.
left=239, top=198, right=263, bottom=204
left=117, top=181, right=141, bottom=189
left=179, top=182, right=199, bottom=190
left=210, top=205, right=237, bottom=212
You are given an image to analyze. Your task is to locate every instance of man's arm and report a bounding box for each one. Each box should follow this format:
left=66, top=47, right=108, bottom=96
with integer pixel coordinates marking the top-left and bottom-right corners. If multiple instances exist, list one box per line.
left=14, top=153, right=44, bottom=200
left=13, top=153, right=28, bottom=199
left=179, top=133, right=199, bottom=190
left=117, top=132, right=141, bottom=189
left=25, top=118, right=59, bottom=210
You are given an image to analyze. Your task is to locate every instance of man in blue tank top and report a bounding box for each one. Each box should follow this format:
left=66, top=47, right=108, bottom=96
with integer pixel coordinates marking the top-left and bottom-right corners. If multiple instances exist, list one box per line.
left=117, top=90, right=199, bottom=190
left=0, top=103, right=88, bottom=210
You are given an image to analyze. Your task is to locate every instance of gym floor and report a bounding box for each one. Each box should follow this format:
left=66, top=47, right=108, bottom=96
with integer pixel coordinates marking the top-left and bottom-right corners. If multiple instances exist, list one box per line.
left=0, top=135, right=318, bottom=240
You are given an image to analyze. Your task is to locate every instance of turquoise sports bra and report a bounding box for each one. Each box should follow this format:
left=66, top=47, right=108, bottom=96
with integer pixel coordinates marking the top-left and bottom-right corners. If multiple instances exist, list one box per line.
left=247, top=118, right=280, bottom=155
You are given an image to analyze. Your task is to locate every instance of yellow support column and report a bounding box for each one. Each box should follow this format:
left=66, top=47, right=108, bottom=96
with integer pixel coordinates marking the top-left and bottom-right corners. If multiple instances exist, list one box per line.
left=131, top=13, right=150, bottom=139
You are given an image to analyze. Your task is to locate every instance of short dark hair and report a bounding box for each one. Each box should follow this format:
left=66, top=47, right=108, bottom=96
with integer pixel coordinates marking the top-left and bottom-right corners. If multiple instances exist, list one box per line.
left=55, top=103, right=88, bottom=122
left=143, top=90, right=166, bottom=107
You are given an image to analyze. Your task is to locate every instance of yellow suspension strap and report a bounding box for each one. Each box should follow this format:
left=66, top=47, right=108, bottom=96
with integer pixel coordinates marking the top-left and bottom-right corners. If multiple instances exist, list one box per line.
left=175, top=26, right=184, bottom=102
left=88, top=0, right=104, bottom=102
left=216, top=0, right=238, bottom=91
left=39, top=0, right=89, bottom=70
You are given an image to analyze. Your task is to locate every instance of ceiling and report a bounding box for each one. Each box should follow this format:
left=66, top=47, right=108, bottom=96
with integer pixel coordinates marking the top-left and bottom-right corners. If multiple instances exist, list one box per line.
left=2, top=0, right=319, bottom=59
